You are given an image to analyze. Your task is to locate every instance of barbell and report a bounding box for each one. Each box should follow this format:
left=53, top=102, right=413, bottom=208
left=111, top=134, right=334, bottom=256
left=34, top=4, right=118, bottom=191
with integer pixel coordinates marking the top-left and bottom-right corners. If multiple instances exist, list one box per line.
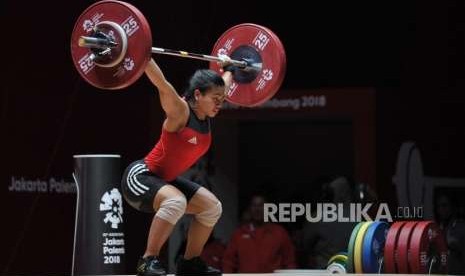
left=70, top=0, right=287, bottom=107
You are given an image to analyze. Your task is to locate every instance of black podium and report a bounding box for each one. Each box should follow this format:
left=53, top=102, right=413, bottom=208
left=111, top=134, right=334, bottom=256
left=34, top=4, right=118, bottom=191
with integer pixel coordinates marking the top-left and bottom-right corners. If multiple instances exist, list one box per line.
left=72, top=154, right=126, bottom=276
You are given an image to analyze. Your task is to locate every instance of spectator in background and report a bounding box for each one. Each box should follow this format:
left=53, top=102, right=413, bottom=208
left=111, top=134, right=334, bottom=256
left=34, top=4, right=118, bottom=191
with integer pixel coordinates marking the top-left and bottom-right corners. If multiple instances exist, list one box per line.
left=222, top=194, right=296, bottom=273
left=301, top=176, right=357, bottom=268
left=435, top=193, right=465, bottom=275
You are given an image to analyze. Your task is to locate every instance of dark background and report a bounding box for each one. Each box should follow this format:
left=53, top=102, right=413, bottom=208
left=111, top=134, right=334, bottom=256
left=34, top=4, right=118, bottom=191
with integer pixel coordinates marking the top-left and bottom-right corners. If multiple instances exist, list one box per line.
left=1, top=0, right=465, bottom=274
left=237, top=119, right=355, bottom=211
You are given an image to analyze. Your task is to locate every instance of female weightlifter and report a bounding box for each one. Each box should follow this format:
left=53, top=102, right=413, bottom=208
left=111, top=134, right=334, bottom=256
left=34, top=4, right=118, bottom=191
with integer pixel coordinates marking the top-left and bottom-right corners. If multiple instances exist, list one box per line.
left=121, top=58, right=234, bottom=276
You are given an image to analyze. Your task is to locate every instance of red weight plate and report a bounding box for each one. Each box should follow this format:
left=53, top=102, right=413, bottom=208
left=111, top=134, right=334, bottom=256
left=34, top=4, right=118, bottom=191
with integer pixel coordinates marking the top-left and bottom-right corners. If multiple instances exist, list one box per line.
left=210, top=23, right=286, bottom=107
left=383, top=221, right=405, bottom=273
left=71, top=0, right=152, bottom=89
left=409, top=221, right=448, bottom=274
left=396, top=221, right=418, bottom=274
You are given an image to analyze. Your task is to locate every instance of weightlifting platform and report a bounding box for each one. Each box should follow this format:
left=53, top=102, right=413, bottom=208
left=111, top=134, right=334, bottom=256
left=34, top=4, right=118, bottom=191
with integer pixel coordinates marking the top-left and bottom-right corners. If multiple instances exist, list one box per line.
left=89, top=269, right=454, bottom=276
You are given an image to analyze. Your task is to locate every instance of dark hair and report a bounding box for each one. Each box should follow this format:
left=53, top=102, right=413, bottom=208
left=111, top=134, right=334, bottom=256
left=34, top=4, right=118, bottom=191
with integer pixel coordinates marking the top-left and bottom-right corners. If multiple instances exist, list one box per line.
left=183, top=69, right=225, bottom=102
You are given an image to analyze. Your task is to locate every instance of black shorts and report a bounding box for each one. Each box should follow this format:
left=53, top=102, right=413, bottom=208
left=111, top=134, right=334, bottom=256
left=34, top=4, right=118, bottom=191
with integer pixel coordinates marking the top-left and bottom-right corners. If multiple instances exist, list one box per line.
left=121, top=160, right=201, bottom=213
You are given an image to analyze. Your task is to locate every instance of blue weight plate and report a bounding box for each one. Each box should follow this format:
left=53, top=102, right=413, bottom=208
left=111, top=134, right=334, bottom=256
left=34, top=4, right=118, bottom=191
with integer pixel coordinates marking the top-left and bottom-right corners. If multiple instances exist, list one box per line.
left=362, top=221, right=389, bottom=273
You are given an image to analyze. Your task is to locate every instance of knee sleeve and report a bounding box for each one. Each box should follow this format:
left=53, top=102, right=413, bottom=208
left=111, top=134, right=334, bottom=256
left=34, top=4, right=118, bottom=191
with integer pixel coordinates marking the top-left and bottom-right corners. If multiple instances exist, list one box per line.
left=155, top=196, right=187, bottom=225
left=195, top=201, right=222, bottom=227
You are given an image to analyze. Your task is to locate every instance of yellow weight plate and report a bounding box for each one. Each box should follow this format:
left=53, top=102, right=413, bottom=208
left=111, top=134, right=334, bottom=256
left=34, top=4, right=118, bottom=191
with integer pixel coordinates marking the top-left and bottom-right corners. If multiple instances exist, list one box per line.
left=354, top=221, right=373, bottom=273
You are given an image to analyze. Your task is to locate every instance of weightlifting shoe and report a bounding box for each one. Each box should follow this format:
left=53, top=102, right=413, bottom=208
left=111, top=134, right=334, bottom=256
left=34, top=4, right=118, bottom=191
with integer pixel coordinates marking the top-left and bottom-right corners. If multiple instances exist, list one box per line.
left=176, top=256, right=221, bottom=276
left=136, top=256, right=166, bottom=276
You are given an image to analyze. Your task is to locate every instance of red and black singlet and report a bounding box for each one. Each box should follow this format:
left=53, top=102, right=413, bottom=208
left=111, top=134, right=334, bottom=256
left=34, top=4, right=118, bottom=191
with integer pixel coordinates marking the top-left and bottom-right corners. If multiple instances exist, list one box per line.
left=144, top=108, right=211, bottom=181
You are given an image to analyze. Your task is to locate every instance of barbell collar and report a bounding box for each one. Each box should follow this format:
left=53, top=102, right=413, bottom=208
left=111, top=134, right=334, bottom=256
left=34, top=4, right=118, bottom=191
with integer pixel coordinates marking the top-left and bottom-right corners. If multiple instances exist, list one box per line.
left=79, top=36, right=118, bottom=49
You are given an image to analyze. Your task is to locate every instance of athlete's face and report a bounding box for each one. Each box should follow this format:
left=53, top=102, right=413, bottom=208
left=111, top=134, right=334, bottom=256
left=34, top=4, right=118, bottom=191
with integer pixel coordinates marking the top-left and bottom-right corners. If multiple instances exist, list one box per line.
left=196, top=86, right=226, bottom=117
